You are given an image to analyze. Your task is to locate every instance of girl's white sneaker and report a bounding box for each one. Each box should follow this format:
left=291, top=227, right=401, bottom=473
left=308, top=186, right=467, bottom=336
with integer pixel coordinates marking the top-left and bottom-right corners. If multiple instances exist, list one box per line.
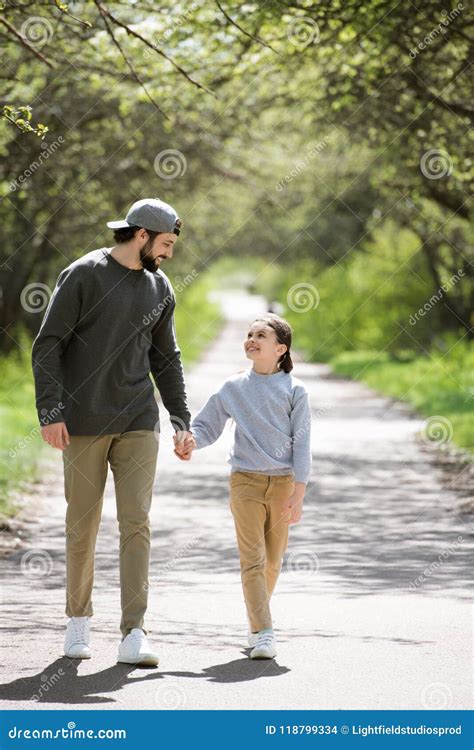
left=117, top=628, right=159, bottom=666
left=250, top=629, right=276, bottom=659
left=247, top=631, right=259, bottom=648
left=64, top=616, right=91, bottom=659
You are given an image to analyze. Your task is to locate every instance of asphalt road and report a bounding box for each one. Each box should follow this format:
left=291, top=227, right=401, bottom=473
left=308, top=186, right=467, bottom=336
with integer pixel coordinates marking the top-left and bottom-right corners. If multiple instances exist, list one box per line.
left=0, top=291, right=472, bottom=710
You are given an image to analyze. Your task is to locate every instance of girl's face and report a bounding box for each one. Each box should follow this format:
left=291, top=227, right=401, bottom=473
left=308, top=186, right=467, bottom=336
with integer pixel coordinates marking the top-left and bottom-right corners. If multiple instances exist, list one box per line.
left=244, top=322, right=287, bottom=366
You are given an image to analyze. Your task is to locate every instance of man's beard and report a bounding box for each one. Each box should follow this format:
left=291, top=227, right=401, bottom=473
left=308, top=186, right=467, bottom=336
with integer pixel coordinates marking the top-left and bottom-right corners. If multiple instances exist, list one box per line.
left=139, top=239, right=158, bottom=272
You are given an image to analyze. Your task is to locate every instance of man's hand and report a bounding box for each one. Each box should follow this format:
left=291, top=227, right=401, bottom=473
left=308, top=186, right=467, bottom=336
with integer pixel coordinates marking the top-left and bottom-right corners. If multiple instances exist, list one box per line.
left=41, top=422, right=70, bottom=451
left=173, top=431, right=196, bottom=461
left=282, top=482, right=306, bottom=525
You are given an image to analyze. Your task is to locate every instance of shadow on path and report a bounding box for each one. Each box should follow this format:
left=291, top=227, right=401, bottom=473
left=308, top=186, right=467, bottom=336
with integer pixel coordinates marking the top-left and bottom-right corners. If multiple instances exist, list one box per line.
left=0, top=654, right=290, bottom=705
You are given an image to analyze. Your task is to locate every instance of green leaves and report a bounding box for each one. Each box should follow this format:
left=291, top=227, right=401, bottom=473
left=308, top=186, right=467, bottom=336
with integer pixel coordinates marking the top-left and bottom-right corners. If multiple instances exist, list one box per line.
left=2, top=106, right=49, bottom=137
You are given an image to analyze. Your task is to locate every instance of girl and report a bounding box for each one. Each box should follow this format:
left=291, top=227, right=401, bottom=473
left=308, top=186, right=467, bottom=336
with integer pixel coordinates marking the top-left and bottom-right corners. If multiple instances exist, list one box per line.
left=175, top=313, right=312, bottom=659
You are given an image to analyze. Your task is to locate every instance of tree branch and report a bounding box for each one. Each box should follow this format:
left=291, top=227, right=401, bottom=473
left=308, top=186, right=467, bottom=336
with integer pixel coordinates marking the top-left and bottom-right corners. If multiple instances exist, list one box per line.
left=94, top=1, right=215, bottom=96
left=214, top=0, right=279, bottom=54
left=0, top=17, right=54, bottom=68
left=93, top=0, right=168, bottom=118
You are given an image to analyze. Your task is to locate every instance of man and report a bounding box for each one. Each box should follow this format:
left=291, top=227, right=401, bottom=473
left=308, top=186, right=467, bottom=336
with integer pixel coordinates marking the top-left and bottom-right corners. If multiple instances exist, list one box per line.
left=32, top=198, right=192, bottom=666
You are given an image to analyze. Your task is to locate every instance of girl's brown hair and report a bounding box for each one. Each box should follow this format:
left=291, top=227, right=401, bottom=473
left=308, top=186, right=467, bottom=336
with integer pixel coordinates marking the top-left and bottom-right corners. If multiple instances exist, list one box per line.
left=252, top=313, right=293, bottom=373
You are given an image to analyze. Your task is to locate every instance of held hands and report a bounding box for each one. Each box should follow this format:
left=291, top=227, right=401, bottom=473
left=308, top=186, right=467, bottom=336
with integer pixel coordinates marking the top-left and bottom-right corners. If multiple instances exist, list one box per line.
left=282, top=482, right=306, bottom=525
left=41, top=421, right=70, bottom=450
left=40, top=423, right=196, bottom=458
left=173, top=431, right=196, bottom=461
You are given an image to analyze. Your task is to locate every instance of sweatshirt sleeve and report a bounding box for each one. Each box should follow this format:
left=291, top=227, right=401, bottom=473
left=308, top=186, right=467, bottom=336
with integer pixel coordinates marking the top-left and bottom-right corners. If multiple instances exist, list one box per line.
left=149, top=283, right=191, bottom=432
left=190, top=391, right=231, bottom=449
left=31, top=266, right=84, bottom=426
left=290, top=386, right=312, bottom=484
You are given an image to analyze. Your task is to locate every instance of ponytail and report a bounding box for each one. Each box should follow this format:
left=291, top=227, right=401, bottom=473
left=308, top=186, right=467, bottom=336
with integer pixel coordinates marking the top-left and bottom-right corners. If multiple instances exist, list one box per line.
left=278, top=349, right=293, bottom=373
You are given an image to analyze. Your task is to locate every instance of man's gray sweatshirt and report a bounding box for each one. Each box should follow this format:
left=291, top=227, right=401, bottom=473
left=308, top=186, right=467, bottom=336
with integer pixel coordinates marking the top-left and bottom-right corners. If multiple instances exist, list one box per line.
left=190, top=368, right=312, bottom=484
left=31, top=248, right=191, bottom=435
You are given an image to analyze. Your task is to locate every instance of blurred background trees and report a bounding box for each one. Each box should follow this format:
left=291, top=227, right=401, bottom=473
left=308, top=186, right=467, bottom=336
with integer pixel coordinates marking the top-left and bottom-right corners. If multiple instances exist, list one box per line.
left=0, top=0, right=472, bottom=484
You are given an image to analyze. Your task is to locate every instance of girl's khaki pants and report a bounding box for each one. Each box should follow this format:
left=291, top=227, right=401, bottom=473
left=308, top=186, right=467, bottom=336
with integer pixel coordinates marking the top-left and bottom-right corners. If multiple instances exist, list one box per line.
left=229, top=470, right=295, bottom=632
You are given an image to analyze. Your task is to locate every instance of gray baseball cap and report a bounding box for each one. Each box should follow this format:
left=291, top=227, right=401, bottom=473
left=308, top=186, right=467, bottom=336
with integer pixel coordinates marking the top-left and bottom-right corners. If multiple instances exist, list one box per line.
left=107, top=198, right=181, bottom=234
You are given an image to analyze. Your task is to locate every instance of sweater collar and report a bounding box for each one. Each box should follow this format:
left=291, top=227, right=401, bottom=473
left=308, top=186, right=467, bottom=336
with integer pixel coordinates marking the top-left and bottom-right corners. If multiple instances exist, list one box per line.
left=248, top=367, right=286, bottom=379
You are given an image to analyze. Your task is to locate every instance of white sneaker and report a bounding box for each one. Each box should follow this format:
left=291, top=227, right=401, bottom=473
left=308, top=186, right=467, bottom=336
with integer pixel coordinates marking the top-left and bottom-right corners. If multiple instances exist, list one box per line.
left=64, top=616, right=91, bottom=659
left=117, top=628, right=159, bottom=666
left=247, top=631, right=259, bottom=648
left=250, top=629, right=276, bottom=659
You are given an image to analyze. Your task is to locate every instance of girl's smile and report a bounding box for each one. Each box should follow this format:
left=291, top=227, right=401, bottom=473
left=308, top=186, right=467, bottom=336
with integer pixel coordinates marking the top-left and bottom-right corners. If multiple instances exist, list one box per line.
left=244, top=323, right=286, bottom=368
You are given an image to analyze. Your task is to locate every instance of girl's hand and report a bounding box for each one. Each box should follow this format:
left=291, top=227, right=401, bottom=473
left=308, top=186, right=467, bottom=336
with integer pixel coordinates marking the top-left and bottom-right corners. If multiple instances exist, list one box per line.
left=282, top=483, right=305, bottom=525
left=174, top=448, right=193, bottom=461
left=174, top=433, right=196, bottom=454
left=173, top=433, right=196, bottom=461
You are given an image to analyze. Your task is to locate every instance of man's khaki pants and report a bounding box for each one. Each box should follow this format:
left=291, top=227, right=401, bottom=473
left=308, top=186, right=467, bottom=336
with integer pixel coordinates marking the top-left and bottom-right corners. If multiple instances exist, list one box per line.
left=229, top=470, right=295, bottom=633
left=62, top=430, right=158, bottom=637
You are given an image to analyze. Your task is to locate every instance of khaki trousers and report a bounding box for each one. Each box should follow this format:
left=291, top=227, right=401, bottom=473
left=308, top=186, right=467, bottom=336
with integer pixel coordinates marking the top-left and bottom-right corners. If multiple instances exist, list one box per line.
left=62, top=430, right=158, bottom=637
left=229, top=470, right=295, bottom=632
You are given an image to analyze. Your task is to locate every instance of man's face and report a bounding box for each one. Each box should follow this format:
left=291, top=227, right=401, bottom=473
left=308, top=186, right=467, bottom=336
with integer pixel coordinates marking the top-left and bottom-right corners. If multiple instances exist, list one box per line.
left=139, top=231, right=178, bottom=272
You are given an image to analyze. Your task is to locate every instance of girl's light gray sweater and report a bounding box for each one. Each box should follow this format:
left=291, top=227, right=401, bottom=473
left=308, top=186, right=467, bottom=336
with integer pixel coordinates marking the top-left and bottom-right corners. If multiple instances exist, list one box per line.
left=190, top=368, right=312, bottom=484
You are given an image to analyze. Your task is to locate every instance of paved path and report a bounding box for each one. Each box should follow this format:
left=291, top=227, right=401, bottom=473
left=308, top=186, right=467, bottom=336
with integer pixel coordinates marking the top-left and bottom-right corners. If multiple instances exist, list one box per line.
left=0, top=291, right=472, bottom=710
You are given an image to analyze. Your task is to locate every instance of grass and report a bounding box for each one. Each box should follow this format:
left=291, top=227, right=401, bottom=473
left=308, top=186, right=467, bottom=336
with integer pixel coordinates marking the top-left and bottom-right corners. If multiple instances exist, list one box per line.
left=0, top=347, right=45, bottom=518
left=330, top=341, right=474, bottom=455
left=173, top=270, right=223, bottom=365
left=0, top=274, right=223, bottom=518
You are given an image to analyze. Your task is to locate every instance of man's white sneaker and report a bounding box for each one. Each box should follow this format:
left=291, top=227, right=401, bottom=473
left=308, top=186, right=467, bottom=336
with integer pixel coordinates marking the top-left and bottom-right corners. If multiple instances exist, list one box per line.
left=117, top=628, right=159, bottom=666
left=250, top=629, right=276, bottom=659
left=64, top=616, right=91, bottom=659
left=247, top=631, right=259, bottom=648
